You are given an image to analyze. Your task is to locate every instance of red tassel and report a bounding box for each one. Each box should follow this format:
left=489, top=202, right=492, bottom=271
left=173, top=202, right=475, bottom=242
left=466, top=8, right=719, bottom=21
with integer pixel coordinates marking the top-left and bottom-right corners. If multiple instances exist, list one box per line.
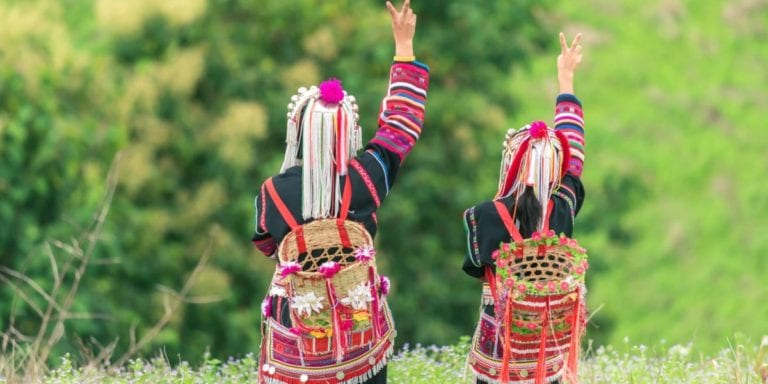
left=499, top=295, right=513, bottom=383
left=534, top=297, right=550, bottom=384
left=565, top=286, right=582, bottom=384
left=368, top=266, right=381, bottom=338
left=499, top=138, right=531, bottom=197
left=325, top=279, right=346, bottom=363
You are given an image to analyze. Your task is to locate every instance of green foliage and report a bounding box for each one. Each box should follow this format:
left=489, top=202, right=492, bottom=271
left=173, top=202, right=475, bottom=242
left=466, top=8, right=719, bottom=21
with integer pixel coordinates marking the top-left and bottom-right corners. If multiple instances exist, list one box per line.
left=502, top=0, right=768, bottom=352
left=2, top=0, right=767, bottom=369
left=0, top=0, right=552, bottom=364
left=39, top=337, right=768, bottom=383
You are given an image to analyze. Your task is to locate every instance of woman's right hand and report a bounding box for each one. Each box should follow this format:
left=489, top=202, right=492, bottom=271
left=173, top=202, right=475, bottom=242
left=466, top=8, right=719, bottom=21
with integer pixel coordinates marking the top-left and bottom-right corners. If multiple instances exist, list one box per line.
left=557, top=32, right=583, bottom=94
left=386, top=0, right=417, bottom=58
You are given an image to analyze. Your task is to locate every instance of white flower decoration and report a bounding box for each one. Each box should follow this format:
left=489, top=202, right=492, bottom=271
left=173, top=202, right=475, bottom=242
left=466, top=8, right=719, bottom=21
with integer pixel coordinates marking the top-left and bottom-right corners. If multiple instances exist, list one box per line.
left=269, top=285, right=287, bottom=297
left=290, top=292, right=325, bottom=317
left=340, top=282, right=374, bottom=310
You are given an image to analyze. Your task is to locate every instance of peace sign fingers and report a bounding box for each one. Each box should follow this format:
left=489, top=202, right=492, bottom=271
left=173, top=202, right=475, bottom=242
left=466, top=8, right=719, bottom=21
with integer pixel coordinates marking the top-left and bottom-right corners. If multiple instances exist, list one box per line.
left=387, top=1, right=417, bottom=57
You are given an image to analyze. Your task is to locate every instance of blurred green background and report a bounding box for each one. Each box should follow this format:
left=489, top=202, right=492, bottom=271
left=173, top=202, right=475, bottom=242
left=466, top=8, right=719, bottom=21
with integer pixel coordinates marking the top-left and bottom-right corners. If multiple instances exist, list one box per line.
left=1, top=0, right=766, bottom=365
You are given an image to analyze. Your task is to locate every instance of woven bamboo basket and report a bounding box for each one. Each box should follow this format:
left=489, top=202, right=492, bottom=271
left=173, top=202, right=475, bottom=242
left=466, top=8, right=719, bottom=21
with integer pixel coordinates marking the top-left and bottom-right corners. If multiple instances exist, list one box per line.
left=279, top=219, right=376, bottom=311
left=278, top=219, right=373, bottom=267
left=508, top=248, right=576, bottom=285
left=497, top=241, right=586, bottom=334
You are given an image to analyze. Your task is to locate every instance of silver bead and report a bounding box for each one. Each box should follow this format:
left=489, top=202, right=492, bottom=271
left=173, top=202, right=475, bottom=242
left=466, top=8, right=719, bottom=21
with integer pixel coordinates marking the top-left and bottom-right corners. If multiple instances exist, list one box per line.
left=287, top=103, right=295, bottom=110
left=351, top=104, right=359, bottom=112
left=298, top=87, right=307, bottom=93
left=309, top=85, right=318, bottom=92
left=507, top=128, right=515, bottom=135
left=287, top=112, right=292, bottom=118
left=348, top=96, right=356, bottom=103
left=291, top=95, right=299, bottom=102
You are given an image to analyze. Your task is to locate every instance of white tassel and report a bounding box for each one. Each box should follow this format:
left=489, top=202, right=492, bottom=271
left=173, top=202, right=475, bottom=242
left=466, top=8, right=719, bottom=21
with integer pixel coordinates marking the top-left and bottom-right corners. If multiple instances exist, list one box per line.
left=285, top=85, right=362, bottom=221
left=281, top=115, right=300, bottom=173
left=301, top=99, right=316, bottom=219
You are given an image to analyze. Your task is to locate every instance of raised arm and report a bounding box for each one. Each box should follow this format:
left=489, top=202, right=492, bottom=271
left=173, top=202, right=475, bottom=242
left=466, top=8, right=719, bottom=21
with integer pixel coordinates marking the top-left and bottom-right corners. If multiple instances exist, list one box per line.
left=370, top=1, right=428, bottom=164
left=364, top=1, right=429, bottom=167
left=343, top=0, right=429, bottom=224
left=555, top=32, right=585, bottom=177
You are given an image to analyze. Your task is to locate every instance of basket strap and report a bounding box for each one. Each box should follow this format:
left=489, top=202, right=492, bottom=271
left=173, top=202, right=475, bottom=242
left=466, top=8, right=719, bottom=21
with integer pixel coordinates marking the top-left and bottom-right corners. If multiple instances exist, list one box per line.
left=493, top=200, right=523, bottom=242
left=338, top=175, right=353, bottom=220
left=264, top=177, right=299, bottom=229
left=335, top=178, right=353, bottom=248
left=493, top=200, right=524, bottom=264
left=484, top=266, right=498, bottom=304
left=264, top=178, right=307, bottom=254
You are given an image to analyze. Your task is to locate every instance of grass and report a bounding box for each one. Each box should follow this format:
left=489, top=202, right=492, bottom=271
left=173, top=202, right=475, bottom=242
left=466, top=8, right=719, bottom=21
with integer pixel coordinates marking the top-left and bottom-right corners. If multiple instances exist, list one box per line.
left=26, top=335, right=766, bottom=384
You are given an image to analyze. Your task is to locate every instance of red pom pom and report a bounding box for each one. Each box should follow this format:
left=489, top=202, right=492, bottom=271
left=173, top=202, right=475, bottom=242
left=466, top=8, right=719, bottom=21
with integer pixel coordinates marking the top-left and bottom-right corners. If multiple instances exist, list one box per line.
left=529, top=121, right=548, bottom=139
left=319, top=78, right=344, bottom=104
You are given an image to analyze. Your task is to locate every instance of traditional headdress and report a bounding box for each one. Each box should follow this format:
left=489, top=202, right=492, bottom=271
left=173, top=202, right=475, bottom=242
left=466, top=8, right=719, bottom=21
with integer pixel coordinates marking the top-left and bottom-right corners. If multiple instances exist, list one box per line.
left=496, top=121, right=571, bottom=230
left=282, top=79, right=363, bottom=220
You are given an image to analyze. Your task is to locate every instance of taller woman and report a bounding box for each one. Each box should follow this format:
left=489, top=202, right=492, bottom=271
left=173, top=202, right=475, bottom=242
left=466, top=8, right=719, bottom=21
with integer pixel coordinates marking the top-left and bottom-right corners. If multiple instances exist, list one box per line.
left=463, top=33, right=586, bottom=384
left=252, top=1, right=428, bottom=383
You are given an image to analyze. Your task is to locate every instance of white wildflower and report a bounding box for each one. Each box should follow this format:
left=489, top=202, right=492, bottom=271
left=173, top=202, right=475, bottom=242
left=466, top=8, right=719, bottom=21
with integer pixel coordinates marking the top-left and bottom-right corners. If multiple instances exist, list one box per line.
left=668, top=344, right=690, bottom=358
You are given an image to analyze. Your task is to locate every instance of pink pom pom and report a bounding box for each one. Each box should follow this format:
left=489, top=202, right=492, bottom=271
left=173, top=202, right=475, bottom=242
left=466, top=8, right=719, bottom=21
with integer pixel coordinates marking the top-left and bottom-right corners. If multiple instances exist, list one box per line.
left=354, top=246, right=376, bottom=262
left=261, top=297, right=272, bottom=317
left=319, top=78, right=345, bottom=104
left=280, top=262, right=302, bottom=278
left=529, top=121, right=548, bottom=139
left=380, top=276, right=391, bottom=295
left=318, top=261, right=341, bottom=278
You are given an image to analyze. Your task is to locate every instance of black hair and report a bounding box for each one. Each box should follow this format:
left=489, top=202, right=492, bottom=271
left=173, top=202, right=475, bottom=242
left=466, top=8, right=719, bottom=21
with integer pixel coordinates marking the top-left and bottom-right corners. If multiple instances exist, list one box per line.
left=514, top=186, right=541, bottom=237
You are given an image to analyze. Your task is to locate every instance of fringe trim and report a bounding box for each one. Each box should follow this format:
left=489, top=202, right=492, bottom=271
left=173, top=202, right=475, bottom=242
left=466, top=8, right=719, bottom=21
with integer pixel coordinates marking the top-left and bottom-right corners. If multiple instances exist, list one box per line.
left=339, top=345, right=393, bottom=384
left=469, top=364, right=564, bottom=384
left=261, top=340, right=393, bottom=384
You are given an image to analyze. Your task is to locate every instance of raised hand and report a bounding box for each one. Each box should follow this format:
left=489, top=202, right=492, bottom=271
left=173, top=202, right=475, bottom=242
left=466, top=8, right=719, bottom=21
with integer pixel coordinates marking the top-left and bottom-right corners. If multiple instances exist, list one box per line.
left=386, top=0, right=417, bottom=57
left=557, top=32, right=583, bottom=94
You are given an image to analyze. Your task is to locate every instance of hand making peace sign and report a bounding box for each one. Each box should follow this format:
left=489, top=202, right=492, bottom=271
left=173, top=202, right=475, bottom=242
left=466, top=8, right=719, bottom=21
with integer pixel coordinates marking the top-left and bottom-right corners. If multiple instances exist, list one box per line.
left=557, top=32, right=583, bottom=94
left=386, top=0, right=417, bottom=58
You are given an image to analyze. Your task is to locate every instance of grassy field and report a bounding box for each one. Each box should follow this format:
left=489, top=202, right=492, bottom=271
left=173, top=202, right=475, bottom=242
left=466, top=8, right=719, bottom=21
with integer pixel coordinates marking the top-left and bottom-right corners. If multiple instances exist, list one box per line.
left=20, top=336, right=764, bottom=384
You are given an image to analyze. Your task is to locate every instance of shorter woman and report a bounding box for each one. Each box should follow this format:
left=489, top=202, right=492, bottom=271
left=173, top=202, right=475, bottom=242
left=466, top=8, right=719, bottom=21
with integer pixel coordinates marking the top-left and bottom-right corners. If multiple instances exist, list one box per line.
left=463, top=33, right=586, bottom=384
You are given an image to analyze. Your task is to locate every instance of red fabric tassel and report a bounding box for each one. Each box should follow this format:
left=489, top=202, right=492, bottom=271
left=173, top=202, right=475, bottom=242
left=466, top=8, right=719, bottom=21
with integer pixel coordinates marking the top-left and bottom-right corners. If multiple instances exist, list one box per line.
left=499, top=138, right=531, bottom=197
left=565, top=286, right=582, bottom=383
left=500, top=295, right=513, bottom=383
left=325, top=279, right=346, bottom=363
left=369, top=266, right=381, bottom=338
left=534, top=297, right=551, bottom=384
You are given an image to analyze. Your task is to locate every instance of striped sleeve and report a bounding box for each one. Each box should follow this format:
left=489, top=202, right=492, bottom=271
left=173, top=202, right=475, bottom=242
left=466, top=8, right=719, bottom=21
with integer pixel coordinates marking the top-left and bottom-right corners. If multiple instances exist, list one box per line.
left=554, top=93, right=585, bottom=177
left=371, top=61, right=430, bottom=163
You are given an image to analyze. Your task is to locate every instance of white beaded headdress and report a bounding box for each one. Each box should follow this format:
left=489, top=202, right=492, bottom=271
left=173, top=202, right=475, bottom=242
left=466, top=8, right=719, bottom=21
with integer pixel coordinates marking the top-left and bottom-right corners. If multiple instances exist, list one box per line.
left=281, top=79, right=363, bottom=220
left=496, top=121, right=571, bottom=231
